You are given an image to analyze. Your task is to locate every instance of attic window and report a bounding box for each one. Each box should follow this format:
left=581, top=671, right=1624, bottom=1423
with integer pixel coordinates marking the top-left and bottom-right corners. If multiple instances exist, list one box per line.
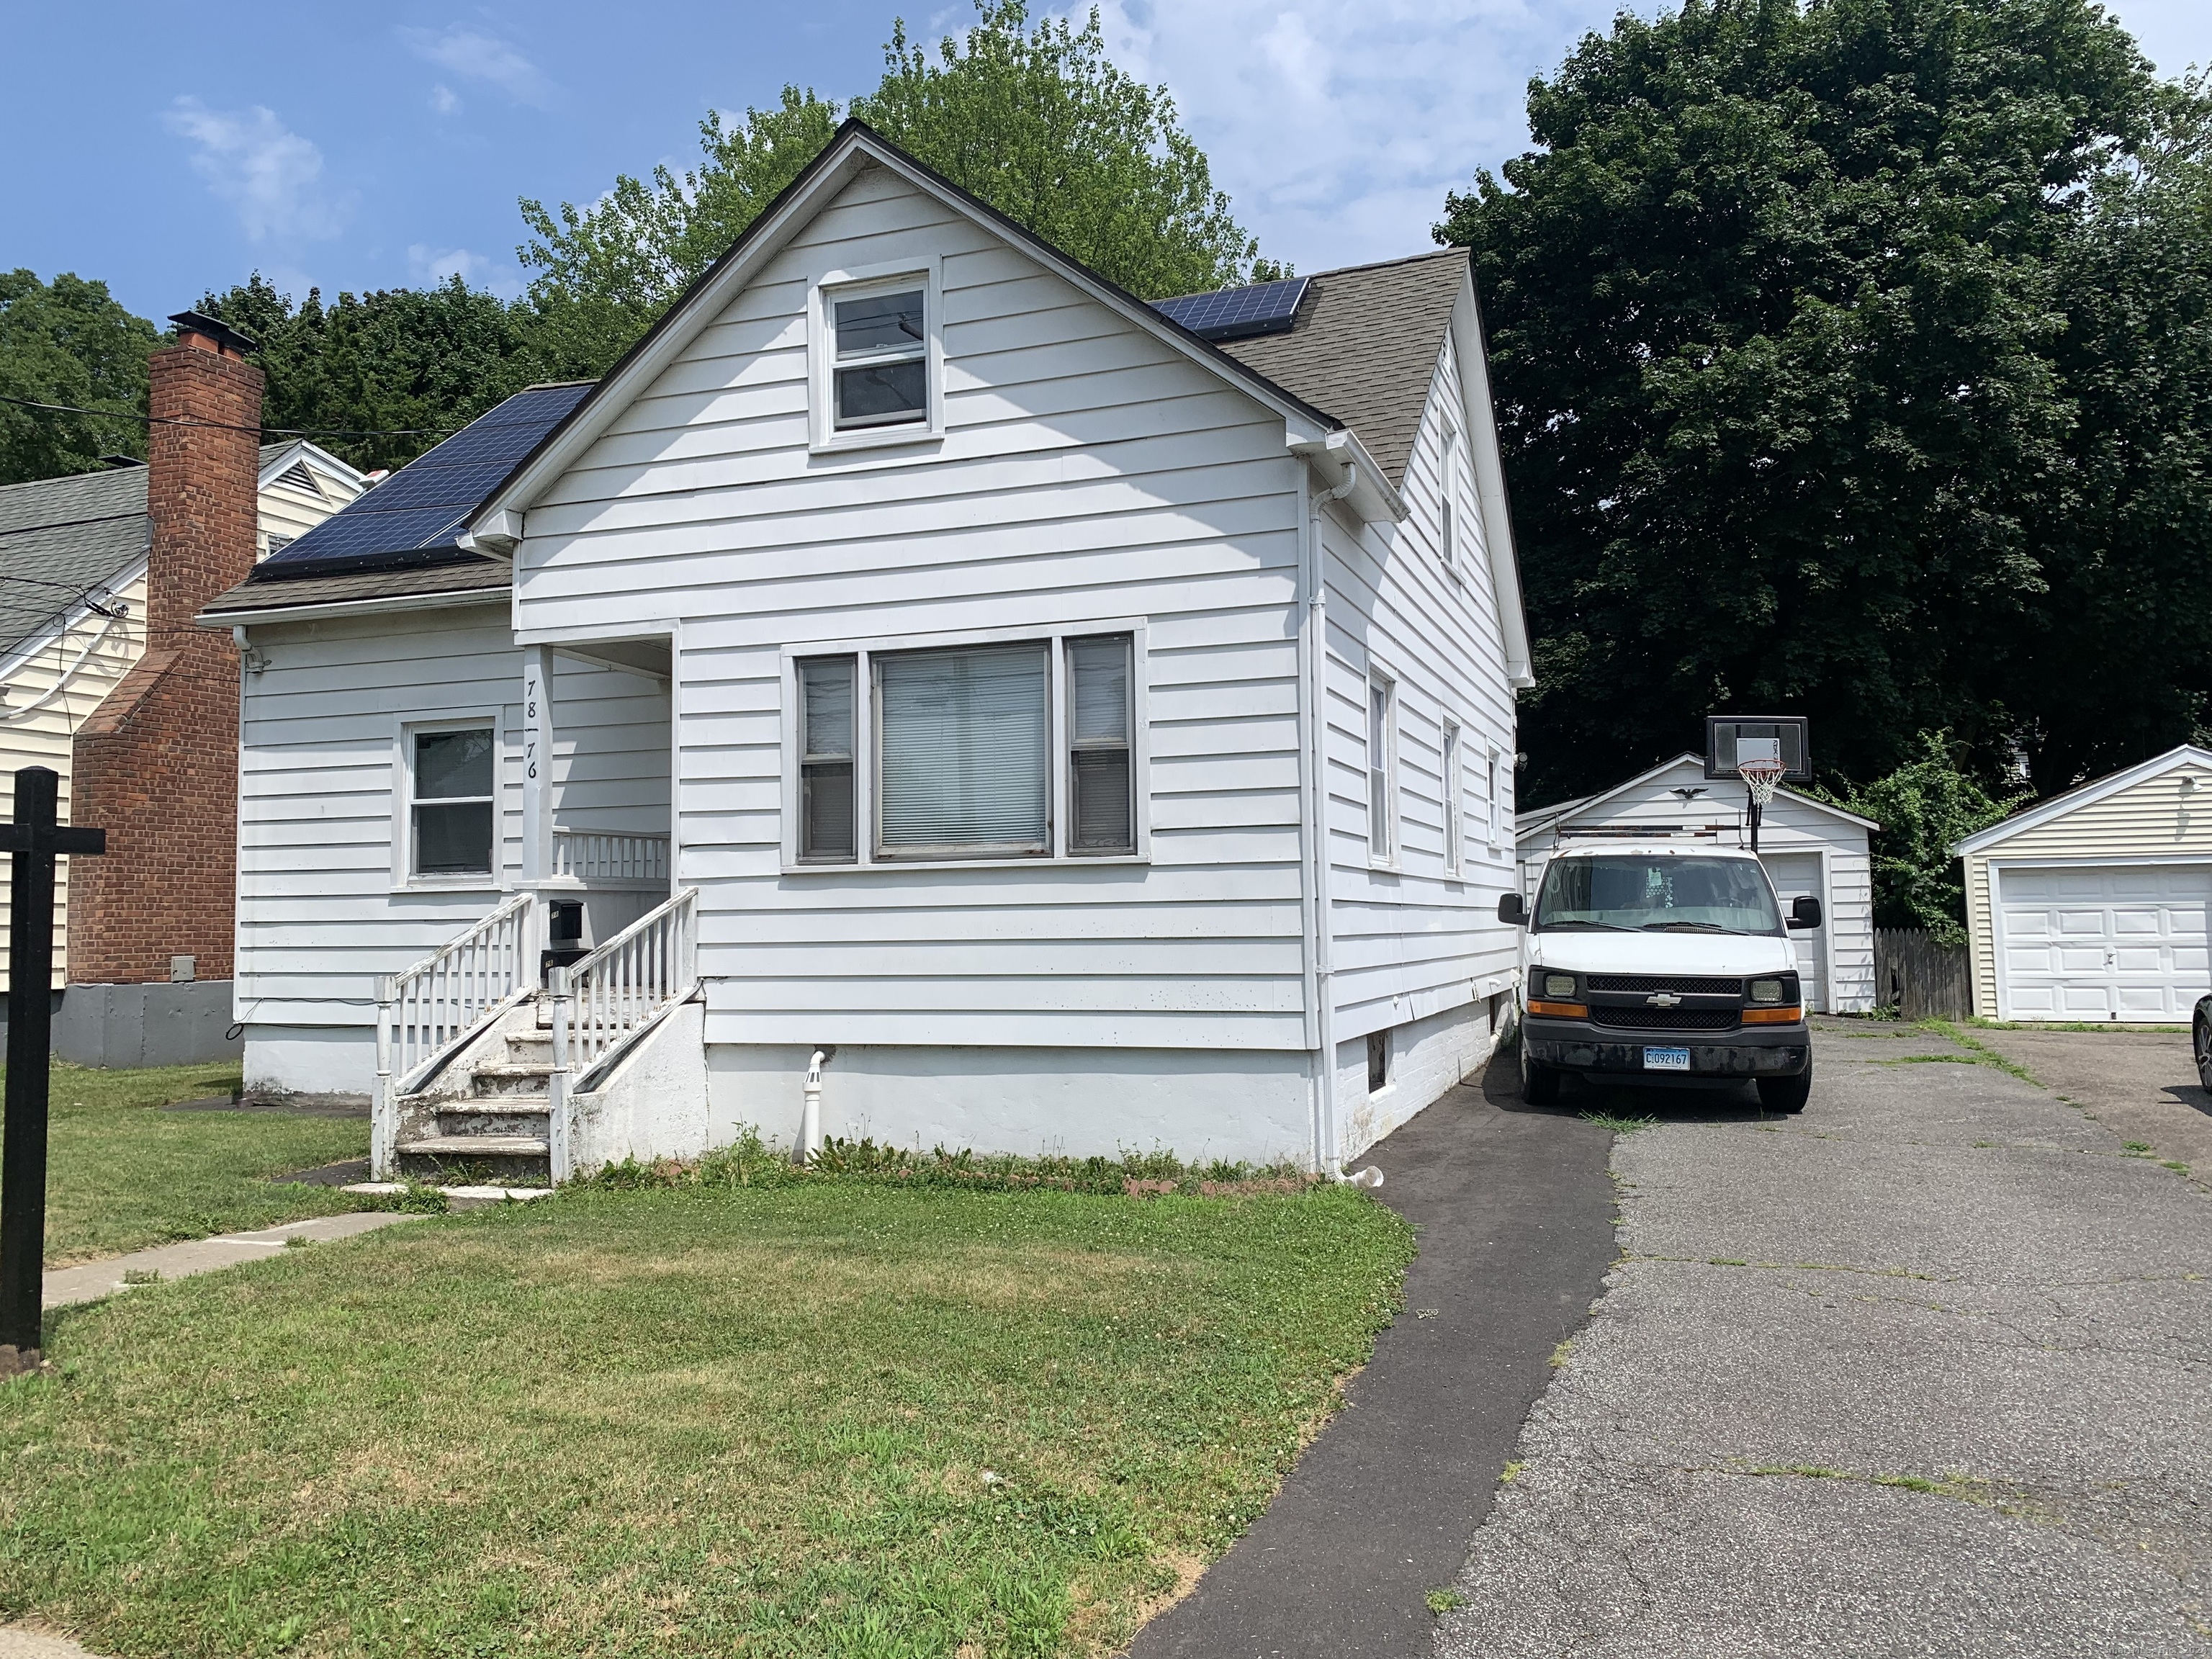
left=274, top=459, right=323, bottom=497
left=832, top=287, right=927, bottom=428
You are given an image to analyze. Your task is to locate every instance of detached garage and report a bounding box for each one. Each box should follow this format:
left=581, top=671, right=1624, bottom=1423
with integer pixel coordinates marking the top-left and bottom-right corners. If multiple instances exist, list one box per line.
left=1952, top=745, right=2212, bottom=1023
left=1517, top=753, right=1879, bottom=1013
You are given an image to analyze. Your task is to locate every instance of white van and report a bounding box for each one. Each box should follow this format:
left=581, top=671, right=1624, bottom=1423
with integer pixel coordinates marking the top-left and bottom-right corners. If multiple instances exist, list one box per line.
left=1499, top=840, right=1821, bottom=1111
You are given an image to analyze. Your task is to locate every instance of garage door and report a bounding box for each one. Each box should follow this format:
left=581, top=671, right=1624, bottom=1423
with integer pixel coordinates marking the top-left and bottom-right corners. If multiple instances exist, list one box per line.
left=1761, top=852, right=1827, bottom=1013
left=1997, top=864, right=2212, bottom=1021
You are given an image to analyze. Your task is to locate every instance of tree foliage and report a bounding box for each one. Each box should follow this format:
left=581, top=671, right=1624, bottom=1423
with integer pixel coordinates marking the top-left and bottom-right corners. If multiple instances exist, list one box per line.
left=0, top=270, right=161, bottom=486
left=516, top=1, right=1269, bottom=377
left=1439, top=0, right=2186, bottom=806
left=196, top=274, right=535, bottom=475
left=1816, top=732, right=2026, bottom=942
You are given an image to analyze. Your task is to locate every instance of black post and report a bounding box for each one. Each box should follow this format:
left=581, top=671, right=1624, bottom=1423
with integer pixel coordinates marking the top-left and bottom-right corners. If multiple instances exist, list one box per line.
left=1748, top=792, right=1763, bottom=854
left=0, top=767, right=104, bottom=1371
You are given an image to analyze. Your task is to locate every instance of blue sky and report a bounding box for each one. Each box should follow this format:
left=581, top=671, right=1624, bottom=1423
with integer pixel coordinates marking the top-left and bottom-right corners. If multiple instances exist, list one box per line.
left=8, top=0, right=2210, bottom=325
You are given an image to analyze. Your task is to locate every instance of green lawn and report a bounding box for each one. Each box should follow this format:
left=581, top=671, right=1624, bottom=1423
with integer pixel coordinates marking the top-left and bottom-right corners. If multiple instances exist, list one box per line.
left=1, top=1061, right=377, bottom=1264
left=0, top=1179, right=1411, bottom=1658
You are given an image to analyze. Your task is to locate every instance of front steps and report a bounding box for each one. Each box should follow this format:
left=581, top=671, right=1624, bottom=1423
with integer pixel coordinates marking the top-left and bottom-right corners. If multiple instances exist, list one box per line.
left=392, top=1000, right=554, bottom=1183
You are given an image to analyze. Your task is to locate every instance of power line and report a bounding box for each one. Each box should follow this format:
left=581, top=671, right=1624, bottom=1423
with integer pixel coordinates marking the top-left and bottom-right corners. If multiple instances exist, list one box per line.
left=0, top=393, right=457, bottom=441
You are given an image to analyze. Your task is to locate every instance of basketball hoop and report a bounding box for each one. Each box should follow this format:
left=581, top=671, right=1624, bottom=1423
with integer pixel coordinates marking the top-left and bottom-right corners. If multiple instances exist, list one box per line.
left=1737, top=758, right=1786, bottom=809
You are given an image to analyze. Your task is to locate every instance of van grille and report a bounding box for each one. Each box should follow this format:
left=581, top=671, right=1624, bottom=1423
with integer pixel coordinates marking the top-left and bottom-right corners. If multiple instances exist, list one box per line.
left=1587, top=975, right=1744, bottom=995
left=1590, top=1006, right=1740, bottom=1032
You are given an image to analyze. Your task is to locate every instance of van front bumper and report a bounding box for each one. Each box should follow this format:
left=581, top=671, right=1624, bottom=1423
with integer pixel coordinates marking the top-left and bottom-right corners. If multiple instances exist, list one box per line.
left=1524, top=1015, right=1809, bottom=1078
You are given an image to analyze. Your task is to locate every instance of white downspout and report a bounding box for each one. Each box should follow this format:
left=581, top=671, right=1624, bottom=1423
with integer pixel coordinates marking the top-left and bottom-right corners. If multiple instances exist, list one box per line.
left=1301, top=457, right=1380, bottom=1187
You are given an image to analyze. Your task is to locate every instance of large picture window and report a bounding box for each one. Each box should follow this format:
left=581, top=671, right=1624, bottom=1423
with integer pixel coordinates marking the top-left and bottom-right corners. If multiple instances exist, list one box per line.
left=411, top=726, right=495, bottom=877
left=789, top=632, right=1141, bottom=866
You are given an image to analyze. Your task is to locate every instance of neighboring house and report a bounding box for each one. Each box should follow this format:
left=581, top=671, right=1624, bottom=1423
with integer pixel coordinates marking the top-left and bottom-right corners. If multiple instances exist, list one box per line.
left=203, top=120, right=1532, bottom=1177
left=1951, top=744, right=2212, bottom=1022
left=1517, top=753, right=1878, bottom=1014
left=0, top=435, right=364, bottom=994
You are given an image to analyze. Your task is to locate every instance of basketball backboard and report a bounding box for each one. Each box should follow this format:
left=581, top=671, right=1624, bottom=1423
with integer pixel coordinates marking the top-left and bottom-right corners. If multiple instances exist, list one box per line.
left=1704, top=715, right=1811, bottom=782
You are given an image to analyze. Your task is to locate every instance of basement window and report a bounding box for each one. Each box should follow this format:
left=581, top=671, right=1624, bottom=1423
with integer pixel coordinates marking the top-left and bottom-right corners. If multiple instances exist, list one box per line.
left=1367, top=1030, right=1390, bottom=1094
left=410, top=727, right=495, bottom=877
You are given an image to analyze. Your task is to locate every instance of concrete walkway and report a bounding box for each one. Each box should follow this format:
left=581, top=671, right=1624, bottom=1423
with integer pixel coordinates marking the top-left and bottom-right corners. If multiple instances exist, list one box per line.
left=1437, top=1020, right=2212, bottom=1658
left=0, top=1627, right=96, bottom=1658
left=42, top=1211, right=424, bottom=1309
left=1130, top=1061, right=1617, bottom=1658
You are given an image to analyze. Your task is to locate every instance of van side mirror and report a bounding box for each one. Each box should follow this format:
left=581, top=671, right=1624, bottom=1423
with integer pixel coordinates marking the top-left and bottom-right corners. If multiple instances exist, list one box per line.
left=1497, top=891, right=1528, bottom=926
left=1788, top=894, right=1823, bottom=931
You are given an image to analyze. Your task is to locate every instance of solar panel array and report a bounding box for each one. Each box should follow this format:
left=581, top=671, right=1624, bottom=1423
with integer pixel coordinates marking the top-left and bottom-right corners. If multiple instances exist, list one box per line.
left=1151, top=276, right=1310, bottom=342
left=255, top=381, right=595, bottom=580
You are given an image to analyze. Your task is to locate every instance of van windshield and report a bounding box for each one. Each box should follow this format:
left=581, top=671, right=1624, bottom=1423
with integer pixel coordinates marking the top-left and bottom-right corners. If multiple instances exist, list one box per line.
left=1534, top=854, right=1783, bottom=935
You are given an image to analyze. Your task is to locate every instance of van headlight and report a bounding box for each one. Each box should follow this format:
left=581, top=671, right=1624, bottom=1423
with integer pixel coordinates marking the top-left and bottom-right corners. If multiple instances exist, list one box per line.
left=1748, top=976, right=1798, bottom=1005
left=1749, top=978, right=1785, bottom=1004
left=1543, top=972, right=1578, bottom=999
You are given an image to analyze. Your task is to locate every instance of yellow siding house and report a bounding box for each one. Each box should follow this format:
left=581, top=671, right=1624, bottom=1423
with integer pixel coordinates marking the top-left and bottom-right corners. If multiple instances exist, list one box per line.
left=1951, top=745, right=2212, bottom=1022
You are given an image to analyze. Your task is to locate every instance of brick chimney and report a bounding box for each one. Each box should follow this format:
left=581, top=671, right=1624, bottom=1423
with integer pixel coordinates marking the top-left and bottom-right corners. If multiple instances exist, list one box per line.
left=66, top=313, right=265, bottom=987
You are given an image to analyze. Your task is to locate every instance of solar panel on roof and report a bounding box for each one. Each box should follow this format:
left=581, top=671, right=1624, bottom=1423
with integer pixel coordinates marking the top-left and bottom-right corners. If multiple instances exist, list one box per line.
left=254, top=381, right=593, bottom=580
left=1151, top=276, right=1310, bottom=343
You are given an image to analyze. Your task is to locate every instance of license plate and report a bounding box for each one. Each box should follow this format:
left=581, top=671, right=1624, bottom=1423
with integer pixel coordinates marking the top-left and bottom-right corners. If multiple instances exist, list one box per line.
left=1642, top=1046, right=1691, bottom=1072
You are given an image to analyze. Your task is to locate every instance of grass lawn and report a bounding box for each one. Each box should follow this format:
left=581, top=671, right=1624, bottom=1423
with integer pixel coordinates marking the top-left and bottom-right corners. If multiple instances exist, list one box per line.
left=0, top=1178, right=1411, bottom=1658
left=1, top=1061, right=378, bottom=1265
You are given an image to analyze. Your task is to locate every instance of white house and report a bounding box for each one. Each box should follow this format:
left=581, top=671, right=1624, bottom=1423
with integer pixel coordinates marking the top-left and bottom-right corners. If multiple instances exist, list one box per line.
left=0, top=440, right=364, bottom=993
left=201, top=120, right=1532, bottom=1177
left=1951, top=744, right=2212, bottom=1022
left=1517, top=753, right=1878, bottom=1013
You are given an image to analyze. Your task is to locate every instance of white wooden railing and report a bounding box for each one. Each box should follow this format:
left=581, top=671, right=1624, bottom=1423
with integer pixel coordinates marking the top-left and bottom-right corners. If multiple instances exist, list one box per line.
left=551, top=829, right=670, bottom=890
left=546, top=888, right=700, bottom=1174
left=372, top=890, right=540, bottom=1174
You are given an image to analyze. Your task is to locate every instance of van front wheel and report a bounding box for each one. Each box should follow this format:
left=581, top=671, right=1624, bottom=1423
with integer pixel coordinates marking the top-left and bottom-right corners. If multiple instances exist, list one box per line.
left=1757, top=1061, right=1812, bottom=1115
left=1521, top=1046, right=1561, bottom=1105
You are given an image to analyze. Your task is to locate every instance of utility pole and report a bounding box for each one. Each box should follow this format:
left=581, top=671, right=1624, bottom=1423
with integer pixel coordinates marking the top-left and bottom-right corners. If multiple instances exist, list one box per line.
left=0, top=767, right=105, bottom=1373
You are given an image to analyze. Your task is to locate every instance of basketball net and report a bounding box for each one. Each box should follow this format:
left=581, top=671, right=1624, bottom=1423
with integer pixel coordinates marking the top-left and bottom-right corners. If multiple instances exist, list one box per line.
left=1738, top=759, right=1786, bottom=809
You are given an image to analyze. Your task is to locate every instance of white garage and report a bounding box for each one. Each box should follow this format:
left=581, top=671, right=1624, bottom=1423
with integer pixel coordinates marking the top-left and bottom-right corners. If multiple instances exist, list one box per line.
left=1517, top=753, right=1879, bottom=1013
left=1954, top=745, right=2212, bottom=1023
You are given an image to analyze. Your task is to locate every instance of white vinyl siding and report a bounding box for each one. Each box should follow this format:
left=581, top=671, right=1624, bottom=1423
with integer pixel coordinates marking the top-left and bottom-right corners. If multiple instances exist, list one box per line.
left=233, top=605, right=669, bottom=1030
left=518, top=165, right=1309, bottom=1051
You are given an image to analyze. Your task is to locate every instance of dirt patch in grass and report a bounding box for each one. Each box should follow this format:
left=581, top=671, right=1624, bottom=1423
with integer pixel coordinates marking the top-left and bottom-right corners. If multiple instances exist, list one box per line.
left=0, top=1179, right=1411, bottom=1658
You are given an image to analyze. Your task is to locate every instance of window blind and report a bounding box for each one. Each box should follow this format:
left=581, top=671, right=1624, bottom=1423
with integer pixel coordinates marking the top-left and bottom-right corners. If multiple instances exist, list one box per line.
left=877, top=643, right=1049, bottom=855
left=1067, top=634, right=1133, bottom=854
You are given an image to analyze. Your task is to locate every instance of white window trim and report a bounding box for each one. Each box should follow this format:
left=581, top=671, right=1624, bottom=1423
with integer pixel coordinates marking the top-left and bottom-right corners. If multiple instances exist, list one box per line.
left=1442, top=716, right=1464, bottom=878
left=1440, top=421, right=1464, bottom=584
left=808, top=256, right=945, bottom=455
left=1367, top=665, right=1398, bottom=869
left=392, top=709, right=508, bottom=893
left=780, top=618, right=1150, bottom=873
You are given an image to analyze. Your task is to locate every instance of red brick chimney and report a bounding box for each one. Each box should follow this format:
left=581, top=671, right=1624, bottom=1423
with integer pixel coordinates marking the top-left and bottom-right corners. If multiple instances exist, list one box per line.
left=66, top=313, right=264, bottom=986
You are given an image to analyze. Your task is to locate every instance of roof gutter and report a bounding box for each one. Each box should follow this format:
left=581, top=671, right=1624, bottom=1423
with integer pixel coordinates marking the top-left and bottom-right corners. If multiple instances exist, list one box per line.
left=1290, top=429, right=1406, bottom=524
left=196, top=585, right=510, bottom=629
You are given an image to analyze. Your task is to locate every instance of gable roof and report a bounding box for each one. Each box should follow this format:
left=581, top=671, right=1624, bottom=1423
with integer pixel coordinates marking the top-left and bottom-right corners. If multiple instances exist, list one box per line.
left=1948, top=744, right=2212, bottom=858
left=1517, top=751, right=1879, bottom=842
left=1208, top=251, right=1468, bottom=490
left=0, top=466, right=148, bottom=659
left=469, top=119, right=1421, bottom=548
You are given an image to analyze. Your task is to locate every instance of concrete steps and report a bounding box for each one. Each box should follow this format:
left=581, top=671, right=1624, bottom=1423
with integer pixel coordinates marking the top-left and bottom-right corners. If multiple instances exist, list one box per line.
left=393, top=1008, right=557, bottom=1181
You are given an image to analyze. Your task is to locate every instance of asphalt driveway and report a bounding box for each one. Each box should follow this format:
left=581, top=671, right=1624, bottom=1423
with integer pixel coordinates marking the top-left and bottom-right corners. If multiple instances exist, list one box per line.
left=1966, top=1025, right=2212, bottom=1182
left=1436, top=1019, right=2212, bottom=1658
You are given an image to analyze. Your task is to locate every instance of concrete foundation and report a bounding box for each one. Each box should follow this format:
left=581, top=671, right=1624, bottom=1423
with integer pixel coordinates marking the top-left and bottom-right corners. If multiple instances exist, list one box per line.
left=54, top=979, right=241, bottom=1068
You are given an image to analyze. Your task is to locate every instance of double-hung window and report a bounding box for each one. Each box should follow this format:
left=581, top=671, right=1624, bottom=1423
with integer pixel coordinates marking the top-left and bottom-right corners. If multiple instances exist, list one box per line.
left=1368, top=673, right=1395, bottom=863
left=410, top=726, right=495, bottom=878
left=830, top=284, right=927, bottom=431
left=1441, top=428, right=1460, bottom=578
left=1442, top=719, right=1463, bottom=876
left=792, top=632, right=1139, bottom=866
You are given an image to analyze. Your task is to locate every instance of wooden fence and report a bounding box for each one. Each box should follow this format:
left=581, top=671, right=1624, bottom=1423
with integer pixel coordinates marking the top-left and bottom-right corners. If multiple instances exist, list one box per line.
left=1874, top=929, right=1973, bottom=1020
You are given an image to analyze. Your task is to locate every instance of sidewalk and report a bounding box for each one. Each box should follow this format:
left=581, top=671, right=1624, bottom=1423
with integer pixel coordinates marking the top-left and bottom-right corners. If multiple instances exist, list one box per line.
left=42, top=1211, right=425, bottom=1308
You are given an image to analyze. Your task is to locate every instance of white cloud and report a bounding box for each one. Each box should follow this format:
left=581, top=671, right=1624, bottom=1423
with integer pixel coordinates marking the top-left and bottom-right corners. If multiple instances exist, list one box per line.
left=408, top=243, right=524, bottom=300
left=400, top=24, right=554, bottom=107
left=163, top=98, right=349, bottom=243
left=1087, top=0, right=1664, bottom=272
left=430, top=83, right=462, bottom=115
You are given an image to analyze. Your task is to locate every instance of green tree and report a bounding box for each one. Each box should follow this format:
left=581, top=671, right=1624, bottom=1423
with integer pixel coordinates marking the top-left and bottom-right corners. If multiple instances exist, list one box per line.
left=1437, top=0, right=2163, bottom=806
left=198, top=274, right=531, bottom=475
left=0, top=270, right=161, bottom=486
left=516, top=1, right=1269, bottom=378
left=1818, top=732, right=2025, bottom=941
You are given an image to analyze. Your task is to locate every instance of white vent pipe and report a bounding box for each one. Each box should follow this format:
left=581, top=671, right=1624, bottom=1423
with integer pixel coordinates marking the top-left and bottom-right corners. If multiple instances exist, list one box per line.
left=799, top=1049, right=826, bottom=1164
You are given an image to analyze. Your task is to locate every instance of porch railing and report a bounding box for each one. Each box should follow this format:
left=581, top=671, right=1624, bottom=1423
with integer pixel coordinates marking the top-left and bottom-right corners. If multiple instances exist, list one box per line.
left=544, top=889, right=698, bottom=1177
left=372, top=889, right=540, bottom=1174
left=551, top=829, right=671, bottom=890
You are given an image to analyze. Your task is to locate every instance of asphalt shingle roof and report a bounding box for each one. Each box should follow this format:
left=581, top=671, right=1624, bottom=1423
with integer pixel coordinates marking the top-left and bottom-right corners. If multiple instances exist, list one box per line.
left=0, top=467, right=149, bottom=660
left=201, top=558, right=508, bottom=618
left=1205, top=248, right=1468, bottom=490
